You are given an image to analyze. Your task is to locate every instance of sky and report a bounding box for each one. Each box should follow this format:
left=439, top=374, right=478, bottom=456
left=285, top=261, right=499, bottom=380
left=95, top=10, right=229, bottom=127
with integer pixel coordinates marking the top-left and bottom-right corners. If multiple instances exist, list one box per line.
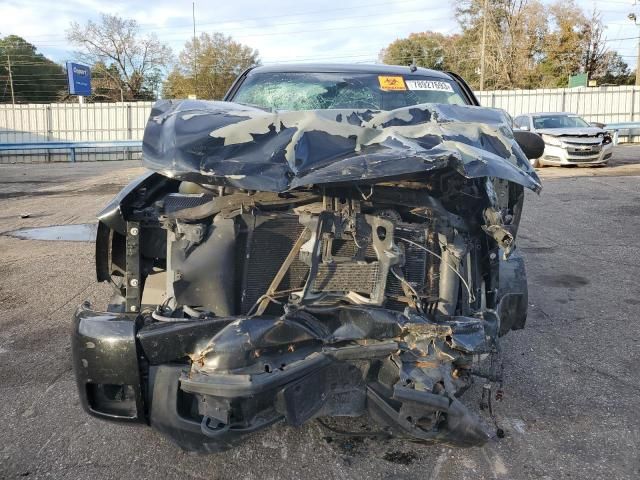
left=1, top=0, right=639, bottom=70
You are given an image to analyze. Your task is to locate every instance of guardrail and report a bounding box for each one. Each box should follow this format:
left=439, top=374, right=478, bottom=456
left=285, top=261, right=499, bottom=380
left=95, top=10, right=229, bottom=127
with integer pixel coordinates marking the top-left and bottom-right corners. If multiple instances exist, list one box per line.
left=604, top=122, right=640, bottom=145
left=0, top=140, right=142, bottom=162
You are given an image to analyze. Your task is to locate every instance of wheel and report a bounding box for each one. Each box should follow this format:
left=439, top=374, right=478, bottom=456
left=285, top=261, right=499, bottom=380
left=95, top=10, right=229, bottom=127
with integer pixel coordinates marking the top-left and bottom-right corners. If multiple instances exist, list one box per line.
left=530, top=157, right=543, bottom=168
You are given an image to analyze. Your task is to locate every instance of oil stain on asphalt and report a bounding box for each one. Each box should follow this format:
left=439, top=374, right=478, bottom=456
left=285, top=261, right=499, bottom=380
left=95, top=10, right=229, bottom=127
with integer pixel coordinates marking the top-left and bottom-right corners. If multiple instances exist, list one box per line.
left=4, top=223, right=98, bottom=242
left=535, top=274, right=590, bottom=288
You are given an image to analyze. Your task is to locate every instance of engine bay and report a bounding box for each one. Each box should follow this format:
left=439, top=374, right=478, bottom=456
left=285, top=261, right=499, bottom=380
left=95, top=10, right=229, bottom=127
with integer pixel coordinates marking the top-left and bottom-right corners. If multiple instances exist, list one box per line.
left=75, top=169, right=529, bottom=452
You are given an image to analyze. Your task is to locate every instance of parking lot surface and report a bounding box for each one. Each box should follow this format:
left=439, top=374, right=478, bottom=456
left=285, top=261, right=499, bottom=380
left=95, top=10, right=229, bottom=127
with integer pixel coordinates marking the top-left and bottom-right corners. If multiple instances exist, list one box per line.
left=1, top=146, right=639, bottom=479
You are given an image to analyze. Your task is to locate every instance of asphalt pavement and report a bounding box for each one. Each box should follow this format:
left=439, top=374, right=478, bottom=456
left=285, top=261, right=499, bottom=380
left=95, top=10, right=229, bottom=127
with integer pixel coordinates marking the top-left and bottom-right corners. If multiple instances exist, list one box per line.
left=0, top=146, right=639, bottom=479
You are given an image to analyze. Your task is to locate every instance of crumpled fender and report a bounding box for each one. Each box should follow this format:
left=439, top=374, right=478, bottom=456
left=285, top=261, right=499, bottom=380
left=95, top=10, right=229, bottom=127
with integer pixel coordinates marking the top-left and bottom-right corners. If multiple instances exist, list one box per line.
left=96, top=171, right=163, bottom=234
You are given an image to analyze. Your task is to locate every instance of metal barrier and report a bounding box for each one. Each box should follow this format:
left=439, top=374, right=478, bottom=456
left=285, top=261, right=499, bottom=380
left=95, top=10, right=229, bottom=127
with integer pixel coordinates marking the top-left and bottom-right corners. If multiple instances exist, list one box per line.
left=0, top=140, right=142, bottom=162
left=604, top=123, right=640, bottom=145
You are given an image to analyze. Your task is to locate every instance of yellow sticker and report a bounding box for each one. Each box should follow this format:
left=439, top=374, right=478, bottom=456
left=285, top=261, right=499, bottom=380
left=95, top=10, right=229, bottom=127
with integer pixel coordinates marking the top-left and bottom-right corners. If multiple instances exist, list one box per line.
left=378, top=76, right=406, bottom=91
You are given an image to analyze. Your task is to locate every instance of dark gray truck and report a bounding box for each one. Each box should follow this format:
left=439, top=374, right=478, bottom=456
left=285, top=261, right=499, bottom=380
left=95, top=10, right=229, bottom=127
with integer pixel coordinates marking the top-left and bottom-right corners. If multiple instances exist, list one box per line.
left=72, top=64, right=543, bottom=452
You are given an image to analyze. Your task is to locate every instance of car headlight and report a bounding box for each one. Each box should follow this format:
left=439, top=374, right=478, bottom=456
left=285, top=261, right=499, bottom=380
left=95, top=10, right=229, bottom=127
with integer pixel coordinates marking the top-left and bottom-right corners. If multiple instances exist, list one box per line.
left=541, top=134, right=564, bottom=147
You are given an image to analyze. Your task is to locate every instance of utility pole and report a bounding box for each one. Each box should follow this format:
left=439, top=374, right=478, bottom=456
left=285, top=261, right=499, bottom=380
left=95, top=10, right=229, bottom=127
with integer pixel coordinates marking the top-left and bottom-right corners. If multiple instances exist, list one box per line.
left=479, top=0, right=488, bottom=91
left=636, top=32, right=640, bottom=87
left=6, top=54, right=15, bottom=104
left=631, top=4, right=640, bottom=86
left=193, top=2, right=198, bottom=98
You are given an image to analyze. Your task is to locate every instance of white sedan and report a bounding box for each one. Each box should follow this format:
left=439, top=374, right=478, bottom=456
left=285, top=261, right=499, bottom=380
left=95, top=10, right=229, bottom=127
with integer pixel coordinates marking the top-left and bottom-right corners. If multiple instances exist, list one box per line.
left=513, top=112, right=613, bottom=167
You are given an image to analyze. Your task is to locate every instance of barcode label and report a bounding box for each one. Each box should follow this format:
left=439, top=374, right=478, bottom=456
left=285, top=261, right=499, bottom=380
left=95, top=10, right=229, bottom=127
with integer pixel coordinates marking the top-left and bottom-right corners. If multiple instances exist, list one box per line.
left=405, top=80, right=454, bottom=92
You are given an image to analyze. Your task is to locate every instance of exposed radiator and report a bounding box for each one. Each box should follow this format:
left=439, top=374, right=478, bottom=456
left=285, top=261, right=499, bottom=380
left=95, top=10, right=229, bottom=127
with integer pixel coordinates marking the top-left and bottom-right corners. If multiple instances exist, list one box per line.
left=239, top=215, right=309, bottom=314
left=385, top=224, right=440, bottom=311
left=238, top=214, right=439, bottom=314
left=314, top=262, right=381, bottom=294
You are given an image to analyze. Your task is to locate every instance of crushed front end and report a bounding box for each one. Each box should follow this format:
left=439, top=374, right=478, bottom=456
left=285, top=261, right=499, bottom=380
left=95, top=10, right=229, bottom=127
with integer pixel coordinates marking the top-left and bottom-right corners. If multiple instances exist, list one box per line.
left=73, top=100, right=539, bottom=452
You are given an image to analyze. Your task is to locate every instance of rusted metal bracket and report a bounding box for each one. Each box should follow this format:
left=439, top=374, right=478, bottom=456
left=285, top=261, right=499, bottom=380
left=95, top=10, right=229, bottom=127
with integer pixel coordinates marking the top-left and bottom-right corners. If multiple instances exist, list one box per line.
left=125, top=221, right=141, bottom=314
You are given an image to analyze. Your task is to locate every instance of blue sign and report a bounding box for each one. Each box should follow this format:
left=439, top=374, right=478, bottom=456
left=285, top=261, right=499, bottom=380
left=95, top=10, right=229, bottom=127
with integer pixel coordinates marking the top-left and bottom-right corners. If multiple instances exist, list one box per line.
left=66, top=62, right=91, bottom=96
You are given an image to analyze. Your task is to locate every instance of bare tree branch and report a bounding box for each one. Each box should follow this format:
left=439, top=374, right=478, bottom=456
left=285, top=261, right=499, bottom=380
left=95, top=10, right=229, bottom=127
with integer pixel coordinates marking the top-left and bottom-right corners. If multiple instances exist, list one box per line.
left=67, top=13, right=172, bottom=100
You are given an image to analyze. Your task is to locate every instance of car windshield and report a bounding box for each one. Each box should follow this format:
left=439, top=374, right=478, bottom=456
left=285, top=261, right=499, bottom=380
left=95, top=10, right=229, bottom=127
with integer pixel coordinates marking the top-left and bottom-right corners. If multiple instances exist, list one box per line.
left=533, top=115, right=590, bottom=129
left=230, top=72, right=468, bottom=111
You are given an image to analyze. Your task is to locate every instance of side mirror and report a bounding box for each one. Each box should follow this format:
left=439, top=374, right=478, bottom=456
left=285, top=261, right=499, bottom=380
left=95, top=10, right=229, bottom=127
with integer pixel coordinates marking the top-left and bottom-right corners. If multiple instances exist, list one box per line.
left=513, top=130, right=545, bottom=160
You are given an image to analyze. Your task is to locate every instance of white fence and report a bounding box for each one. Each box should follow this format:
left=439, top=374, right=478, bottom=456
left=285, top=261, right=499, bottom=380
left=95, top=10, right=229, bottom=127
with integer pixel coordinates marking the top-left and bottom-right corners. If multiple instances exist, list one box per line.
left=0, top=102, right=153, bottom=143
left=0, top=102, right=153, bottom=163
left=476, top=85, right=640, bottom=125
left=0, top=85, right=638, bottom=163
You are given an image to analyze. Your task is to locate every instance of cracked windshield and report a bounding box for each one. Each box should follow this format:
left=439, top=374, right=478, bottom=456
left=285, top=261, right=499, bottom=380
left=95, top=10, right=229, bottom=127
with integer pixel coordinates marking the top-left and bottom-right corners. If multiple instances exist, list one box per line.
left=233, top=72, right=467, bottom=110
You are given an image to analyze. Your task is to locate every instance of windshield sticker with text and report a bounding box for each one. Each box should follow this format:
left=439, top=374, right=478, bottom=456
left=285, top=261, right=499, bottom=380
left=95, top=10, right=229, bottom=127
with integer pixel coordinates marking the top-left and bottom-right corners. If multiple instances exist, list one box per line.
left=405, top=80, right=454, bottom=92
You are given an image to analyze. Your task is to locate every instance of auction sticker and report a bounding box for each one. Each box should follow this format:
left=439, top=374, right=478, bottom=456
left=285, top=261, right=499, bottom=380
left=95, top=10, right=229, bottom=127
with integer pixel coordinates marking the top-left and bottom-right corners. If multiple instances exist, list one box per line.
left=406, top=80, right=454, bottom=92
left=378, top=76, right=406, bottom=91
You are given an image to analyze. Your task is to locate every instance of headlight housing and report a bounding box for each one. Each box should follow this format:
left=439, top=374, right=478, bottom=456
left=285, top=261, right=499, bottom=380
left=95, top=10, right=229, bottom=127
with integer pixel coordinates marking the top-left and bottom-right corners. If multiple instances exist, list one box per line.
left=541, top=134, right=564, bottom=147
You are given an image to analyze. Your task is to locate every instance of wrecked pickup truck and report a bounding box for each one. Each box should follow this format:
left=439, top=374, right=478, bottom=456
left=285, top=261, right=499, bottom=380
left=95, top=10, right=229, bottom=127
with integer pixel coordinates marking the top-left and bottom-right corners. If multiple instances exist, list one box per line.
left=72, top=64, right=544, bottom=452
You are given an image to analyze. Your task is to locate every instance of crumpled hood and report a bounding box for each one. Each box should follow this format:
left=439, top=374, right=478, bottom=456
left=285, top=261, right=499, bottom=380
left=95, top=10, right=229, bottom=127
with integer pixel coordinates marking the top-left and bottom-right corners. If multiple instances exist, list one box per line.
left=536, top=127, right=605, bottom=137
left=142, top=99, right=542, bottom=193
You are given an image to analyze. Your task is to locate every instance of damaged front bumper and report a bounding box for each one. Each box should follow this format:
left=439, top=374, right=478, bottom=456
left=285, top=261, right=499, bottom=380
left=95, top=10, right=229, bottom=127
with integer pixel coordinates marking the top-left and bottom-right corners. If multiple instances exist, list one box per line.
left=72, top=300, right=505, bottom=452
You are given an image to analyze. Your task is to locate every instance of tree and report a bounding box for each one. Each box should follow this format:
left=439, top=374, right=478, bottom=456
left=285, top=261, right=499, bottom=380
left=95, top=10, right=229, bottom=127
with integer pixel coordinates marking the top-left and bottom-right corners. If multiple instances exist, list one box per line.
left=380, top=32, right=449, bottom=70
left=595, top=53, right=634, bottom=85
left=581, top=11, right=633, bottom=85
left=67, top=14, right=172, bottom=101
left=163, top=32, right=260, bottom=100
left=537, top=1, right=588, bottom=87
left=381, top=1, right=631, bottom=89
left=0, top=35, right=67, bottom=103
left=455, top=0, right=547, bottom=89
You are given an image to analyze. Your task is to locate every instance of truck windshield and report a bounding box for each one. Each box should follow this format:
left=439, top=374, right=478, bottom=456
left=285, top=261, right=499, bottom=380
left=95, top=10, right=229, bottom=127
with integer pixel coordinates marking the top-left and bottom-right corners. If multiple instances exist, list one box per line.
left=230, top=72, right=468, bottom=111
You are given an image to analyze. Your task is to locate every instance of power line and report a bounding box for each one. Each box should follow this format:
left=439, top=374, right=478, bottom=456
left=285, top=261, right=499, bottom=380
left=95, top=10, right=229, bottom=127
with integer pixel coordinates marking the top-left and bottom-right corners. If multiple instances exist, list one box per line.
left=6, top=12, right=454, bottom=47
left=604, top=35, right=640, bottom=42
left=6, top=54, right=15, bottom=104
left=22, top=0, right=428, bottom=39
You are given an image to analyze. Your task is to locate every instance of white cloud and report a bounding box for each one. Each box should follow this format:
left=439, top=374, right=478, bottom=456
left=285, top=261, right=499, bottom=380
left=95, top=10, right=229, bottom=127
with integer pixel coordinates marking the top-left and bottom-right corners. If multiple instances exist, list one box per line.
left=0, top=0, right=636, bottom=69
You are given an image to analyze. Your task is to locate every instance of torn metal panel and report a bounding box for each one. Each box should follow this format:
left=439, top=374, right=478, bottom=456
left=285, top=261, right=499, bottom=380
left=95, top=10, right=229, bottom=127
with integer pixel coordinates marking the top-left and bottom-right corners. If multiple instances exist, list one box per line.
left=142, top=100, right=541, bottom=193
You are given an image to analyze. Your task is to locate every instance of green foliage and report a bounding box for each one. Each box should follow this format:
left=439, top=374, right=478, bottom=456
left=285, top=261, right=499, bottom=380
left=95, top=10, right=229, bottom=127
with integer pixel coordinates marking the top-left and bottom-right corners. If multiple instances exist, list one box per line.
left=0, top=35, right=66, bottom=103
left=380, top=32, right=448, bottom=70
left=163, top=32, right=260, bottom=100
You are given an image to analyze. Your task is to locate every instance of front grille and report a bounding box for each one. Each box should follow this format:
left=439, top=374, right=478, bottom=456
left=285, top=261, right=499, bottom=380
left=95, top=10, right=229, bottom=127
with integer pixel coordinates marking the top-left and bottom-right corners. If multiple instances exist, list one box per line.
left=569, top=150, right=600, bottom=157
left=569, top=155, right=600, bottom=162
left=564, top=139, right=601, bottom=146
left=164, top=193, right=213, bottom=215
